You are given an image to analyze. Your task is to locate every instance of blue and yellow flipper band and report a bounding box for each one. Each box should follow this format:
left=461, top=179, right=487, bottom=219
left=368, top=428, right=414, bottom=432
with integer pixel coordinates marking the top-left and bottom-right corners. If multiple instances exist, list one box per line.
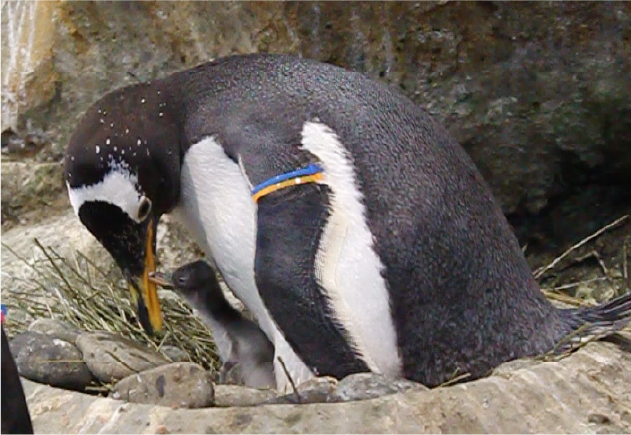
left=251, top=163, right=324, bottom=203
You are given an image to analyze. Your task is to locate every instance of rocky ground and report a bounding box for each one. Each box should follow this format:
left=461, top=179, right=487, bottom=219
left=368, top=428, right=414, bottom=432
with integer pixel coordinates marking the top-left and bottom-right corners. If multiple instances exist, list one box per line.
left=2, top=2, right=631, bottom=432
left=9, top=317, right=427, bottom=409
left=6, top=300, right=631, bottom=433
left=16, top=338, right=631, bottom=433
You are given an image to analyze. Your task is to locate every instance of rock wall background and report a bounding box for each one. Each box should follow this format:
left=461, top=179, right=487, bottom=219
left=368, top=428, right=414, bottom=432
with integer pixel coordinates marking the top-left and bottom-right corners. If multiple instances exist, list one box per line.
left=2, top=0, right=630, bottom=257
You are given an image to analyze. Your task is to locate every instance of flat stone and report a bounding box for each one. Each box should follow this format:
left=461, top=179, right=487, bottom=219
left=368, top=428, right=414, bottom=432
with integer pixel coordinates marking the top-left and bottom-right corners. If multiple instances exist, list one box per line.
left=109, top=362, right=214, bottom=409
left=28, top=318, right=81, bottom=345
left=329, top=372, right=429, bottom=403
left=0, top=162, right=66, bottom=229
left=75, top=331, right=169, bottom=383
left=214, top=384, right=278, bottom=407
left=160, top=345, right=190, bottom=363
left=9, top=331, right=93, bottom=391
left=272, top=376, right=338, bottom=405
left=491, top=357, right=542, bottom=377
left=20, top=339, right=631, bottom=434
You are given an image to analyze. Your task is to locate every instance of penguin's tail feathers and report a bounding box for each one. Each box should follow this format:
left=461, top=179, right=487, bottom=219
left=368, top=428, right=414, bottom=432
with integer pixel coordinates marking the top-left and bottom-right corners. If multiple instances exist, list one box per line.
left=559, top=291, right=631, bottom=350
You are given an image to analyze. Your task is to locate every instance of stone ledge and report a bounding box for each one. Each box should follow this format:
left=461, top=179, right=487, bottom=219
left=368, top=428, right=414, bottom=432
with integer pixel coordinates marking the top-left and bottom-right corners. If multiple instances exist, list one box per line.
left=22, top=338, right=631, bottom=434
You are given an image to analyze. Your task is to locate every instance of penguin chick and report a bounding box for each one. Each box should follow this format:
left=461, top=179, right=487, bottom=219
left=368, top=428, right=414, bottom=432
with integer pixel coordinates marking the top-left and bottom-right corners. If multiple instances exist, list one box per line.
left=151, top=261, right=276, bottom=389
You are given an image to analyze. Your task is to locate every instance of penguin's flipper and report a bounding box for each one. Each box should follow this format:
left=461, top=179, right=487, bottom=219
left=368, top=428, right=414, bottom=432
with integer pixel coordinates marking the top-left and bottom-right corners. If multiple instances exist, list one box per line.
left=250, top=172, right=369, bottom=379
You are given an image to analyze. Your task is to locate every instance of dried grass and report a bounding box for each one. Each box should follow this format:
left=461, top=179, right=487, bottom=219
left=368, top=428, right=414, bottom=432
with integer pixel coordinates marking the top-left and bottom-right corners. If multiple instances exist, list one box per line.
left=1, top=238, right=221, bottom=375
left=533, top=214, right=631, bottom=359
left=535, top=214, right=630, bottom=310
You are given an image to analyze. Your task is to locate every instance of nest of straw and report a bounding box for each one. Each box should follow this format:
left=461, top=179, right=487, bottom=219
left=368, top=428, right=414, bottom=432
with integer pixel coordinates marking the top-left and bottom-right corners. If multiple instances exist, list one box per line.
left=534, top=215, right=631, bottom=309
left=2, top=239, right=221, bottom=375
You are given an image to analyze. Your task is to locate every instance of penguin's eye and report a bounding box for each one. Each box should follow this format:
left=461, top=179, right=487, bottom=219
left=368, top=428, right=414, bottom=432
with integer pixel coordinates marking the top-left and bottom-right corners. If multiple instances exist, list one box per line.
left=138, top=197, right=152, bottom=221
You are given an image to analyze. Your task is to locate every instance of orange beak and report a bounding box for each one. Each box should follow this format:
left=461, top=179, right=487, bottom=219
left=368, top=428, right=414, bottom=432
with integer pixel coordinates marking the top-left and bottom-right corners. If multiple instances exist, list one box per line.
left=129, top=220, right=162, bottom=333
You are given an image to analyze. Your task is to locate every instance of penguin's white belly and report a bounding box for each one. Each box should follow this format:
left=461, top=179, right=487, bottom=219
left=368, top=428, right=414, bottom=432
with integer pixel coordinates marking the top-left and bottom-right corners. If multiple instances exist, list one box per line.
left=300, top=121, right=403, bottom=378
left=170, top=136, right=313, bottom=392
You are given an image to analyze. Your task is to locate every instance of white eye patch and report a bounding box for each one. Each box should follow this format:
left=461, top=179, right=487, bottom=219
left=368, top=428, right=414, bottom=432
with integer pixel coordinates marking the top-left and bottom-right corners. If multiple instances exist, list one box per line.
left=67, top=168, right=147, bottom=223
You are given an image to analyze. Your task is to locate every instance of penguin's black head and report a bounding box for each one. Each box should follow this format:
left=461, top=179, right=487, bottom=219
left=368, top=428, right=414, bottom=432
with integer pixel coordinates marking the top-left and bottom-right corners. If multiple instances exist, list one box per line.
left=64, top=82, right=182, bottom=335
left=171, top=260, right=216, bottom=294
left=149, top=260, right=218, bottom=307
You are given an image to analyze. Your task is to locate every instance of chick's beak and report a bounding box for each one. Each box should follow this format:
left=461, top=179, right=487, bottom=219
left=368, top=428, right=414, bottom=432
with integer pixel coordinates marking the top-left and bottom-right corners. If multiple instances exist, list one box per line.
left=129, top=220, right=162, bottom=334
left=148, top=271, right=174, bottom=289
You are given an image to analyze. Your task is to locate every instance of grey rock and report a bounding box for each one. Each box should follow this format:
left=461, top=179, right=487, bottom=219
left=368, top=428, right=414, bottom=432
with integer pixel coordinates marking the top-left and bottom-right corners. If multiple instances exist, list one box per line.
left=160, top=345, right=190, bottom=363
left=329, top=372, right=429, bottom=403
left=271, top=373, right=428, bottom=405
left=491, top=357, right=541, bottom=377
left=1, top=162, right=67, bottom=231
left=214, top=384, right=277, bottom=407
left=75, top=331, right=169, bottom=384
left=272, top=376, right=338, bottom=405
left=8, top=331, right=93, bottom=391
left=28, top=318, right=81, bottom=345
left=19, top=339, right=631, bottom=434
left=1, top=131, right=47, bottom=156
left=110, top=362, right=214, bottom=409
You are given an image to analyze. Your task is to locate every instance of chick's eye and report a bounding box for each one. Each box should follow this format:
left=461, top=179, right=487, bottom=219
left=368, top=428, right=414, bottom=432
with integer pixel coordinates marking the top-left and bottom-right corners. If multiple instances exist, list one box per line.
left=138, top=197, right=152, bottom=221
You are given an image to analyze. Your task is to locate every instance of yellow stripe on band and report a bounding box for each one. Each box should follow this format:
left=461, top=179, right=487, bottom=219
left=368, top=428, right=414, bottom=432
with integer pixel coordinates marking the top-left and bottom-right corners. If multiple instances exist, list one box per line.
left=252, top=173, right=324, bottom=203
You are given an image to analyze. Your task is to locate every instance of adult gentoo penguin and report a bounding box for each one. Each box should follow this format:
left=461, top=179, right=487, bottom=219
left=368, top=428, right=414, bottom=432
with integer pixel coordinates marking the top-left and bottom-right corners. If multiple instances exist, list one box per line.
left=150, top=260, right=276, bottom=389
left=64, top=53, right=631, bottom=391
